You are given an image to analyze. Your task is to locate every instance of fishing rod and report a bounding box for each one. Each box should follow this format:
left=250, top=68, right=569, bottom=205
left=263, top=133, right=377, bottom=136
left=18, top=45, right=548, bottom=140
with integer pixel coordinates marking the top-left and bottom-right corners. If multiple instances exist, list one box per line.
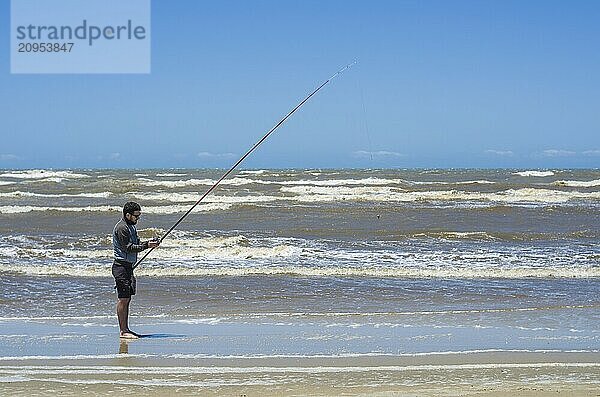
left=133, top=61, right=357, bottom=270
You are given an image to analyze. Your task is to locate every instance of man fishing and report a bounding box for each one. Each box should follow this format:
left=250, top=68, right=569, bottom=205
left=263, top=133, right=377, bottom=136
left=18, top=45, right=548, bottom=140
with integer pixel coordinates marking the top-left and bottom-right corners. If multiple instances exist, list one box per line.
left=112, top=201, right=160, bottom=339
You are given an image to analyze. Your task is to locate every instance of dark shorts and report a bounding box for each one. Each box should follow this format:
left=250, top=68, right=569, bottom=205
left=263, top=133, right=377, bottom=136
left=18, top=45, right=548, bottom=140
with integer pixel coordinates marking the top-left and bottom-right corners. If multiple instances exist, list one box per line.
left=112, top=261, right=136, bottom=299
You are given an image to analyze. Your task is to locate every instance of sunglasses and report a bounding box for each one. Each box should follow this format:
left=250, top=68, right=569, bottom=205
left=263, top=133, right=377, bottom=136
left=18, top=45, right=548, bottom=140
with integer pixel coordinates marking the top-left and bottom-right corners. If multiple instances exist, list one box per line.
left=130, top=213, right=142, bottom=218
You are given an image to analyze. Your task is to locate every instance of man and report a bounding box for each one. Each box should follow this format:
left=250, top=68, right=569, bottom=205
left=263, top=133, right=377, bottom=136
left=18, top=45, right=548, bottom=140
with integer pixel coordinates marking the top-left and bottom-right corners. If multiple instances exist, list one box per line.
left=112, top=201, right=159, bottom=339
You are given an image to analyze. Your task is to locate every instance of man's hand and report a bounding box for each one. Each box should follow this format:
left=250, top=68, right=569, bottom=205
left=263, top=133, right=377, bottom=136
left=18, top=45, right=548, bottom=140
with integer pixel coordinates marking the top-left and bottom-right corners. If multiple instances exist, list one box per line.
left=148, top=238, right=160, bottom=248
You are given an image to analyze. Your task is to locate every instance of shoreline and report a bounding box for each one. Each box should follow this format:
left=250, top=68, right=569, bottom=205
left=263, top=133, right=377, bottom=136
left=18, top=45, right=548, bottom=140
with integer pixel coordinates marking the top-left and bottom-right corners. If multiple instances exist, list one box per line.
left=1, top=315, right=598, bottom=396
left=1, top=351, right=598, bottom=396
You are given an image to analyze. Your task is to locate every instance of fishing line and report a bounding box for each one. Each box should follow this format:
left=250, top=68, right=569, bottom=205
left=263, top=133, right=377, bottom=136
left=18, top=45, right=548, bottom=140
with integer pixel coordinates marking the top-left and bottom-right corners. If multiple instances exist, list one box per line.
left=133, top=61, right=357, bottom=270
left=359, top=83, right=374, bottom=162
left=355, top=70, right=381, bottom=220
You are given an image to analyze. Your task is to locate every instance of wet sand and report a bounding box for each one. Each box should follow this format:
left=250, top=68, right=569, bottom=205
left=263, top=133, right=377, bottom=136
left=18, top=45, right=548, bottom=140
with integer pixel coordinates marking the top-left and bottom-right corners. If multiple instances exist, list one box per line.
left=1, top=351, right=598, bottom=396
left=0, top=318, right=598, bottom=396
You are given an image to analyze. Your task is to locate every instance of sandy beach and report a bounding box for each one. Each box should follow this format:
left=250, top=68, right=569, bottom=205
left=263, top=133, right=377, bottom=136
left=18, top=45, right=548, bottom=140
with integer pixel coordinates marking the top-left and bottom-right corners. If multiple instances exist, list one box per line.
left=1, top=313, right=599, bottom=396
left=1, top=347, right=598, bottom=395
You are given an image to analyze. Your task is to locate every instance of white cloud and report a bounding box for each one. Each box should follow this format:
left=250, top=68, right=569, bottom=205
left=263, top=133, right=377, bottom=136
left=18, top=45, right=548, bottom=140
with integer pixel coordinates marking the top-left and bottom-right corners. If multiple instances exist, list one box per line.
left=582, top=150, right=600, bottom=156
left=353, top=150, right=404, bottom=159
left=0, top=154, right=19, bottom=161
left=197, top=151, right=236, bottom=159
left=540, top=149, right=576, bottom=157
left=96, top=153, right=120, bottom=161
left=484, top=149, right=513, bottom=156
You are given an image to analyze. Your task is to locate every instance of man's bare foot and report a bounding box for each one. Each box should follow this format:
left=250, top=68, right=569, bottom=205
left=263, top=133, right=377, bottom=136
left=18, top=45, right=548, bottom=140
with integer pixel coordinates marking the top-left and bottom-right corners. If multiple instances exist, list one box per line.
left=119, top=331, right=139, bottom=339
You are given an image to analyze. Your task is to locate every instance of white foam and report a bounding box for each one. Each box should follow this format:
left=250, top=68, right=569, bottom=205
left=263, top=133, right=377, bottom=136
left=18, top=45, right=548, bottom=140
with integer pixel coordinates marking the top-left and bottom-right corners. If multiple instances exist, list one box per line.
left=0, top=349, right=596, bottom=362
left=0, top=203, right=231, bottom=214
left=0, top=234, right=302, bottom=264
left=0, top=205, right=117, bottom=214
left=128, top=191, right=278, bottom=204
left=0, top=181, right=14, bottom=186
left=143, top=203, right=231, bottom=214
left=34, top=177, right=67, bottom=183
left=0, top=354, right=150, bottom=361
left=239, top=170, right=267, bottom=175
left=423, top=232, right=498, bottom=240
left=175, top=318, right=224, bottom=325
left=280, top=186, right=600, bottom=204
left=6, top=186, right=591, bottom=207
left=553, top=179, right=600, bottom=188
left=139, top=177, right=410, bottom=188
left=0, top=376, right=275, bottom=387
left=280, top=186, right=397, bottom=201
left=0, top=243, right=300, bottom=264
left=280, top=178, right=495, bottom=187
left=7, top=187, right=594, bottom=207
left=276, top=178, right=408, bottom=186
left=0, top=315, right=165, bottom=321
left=0, top=309, right=592, bottom=324
left=513, top=170, right=555, bottom=177
left=156, top=349, right=600, bottom=360
left=0, top=362, right=598, bottom=375
left=489, top=188, right=600, bottom=203
left=456, top=180, right=496, bottom=185
left=155, top=173, right=189, bottom=177
left=0, top=170, right=89, bottom=179
left=139, top=178, right=248, bottom=188
left=0, top=375, right=29, bottom=383
left=0, top=246, right=110, bottom=259
left=0, top=232, right=304, bottom=265
left=410, top=180, right=496, bottom=185
left=0, top=191, right=111, bottom=199
left=1, top=261, right=597, bottom=278
left=154, top=236, right=301, bottom=260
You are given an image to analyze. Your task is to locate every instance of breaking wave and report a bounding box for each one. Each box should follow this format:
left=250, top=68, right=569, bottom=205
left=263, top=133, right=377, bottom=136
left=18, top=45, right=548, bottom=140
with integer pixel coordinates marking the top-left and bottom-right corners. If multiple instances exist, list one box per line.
left=138, top=177, right=499, bottom=188
left=553, top=179, right=600, bottom=188
left=0, top=170, right=90, bottom=179
left=0, top=191, right=111, bottom=199
left=128, top=192, right=278, bottom=204
left=513, top=171, right=555, bottom=177
left=1, top=231, right=598, bottom=279
left=138, top=177, right=410, bottom=188
left=0, top=203, right=231, bottom=214
left=1, top=262, right=598, bottom=278
left=279, top=186, right=600, bottom=204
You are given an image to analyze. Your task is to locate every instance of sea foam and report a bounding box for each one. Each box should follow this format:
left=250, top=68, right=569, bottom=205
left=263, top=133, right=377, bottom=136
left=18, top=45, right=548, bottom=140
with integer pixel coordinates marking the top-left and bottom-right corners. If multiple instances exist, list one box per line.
left=0, top=170, right=89, bottom=179
left=513, top=170, right=555, bottom=177
left=280, top=186, right=600, bottom=204
left=552, top=179, right=600, bottom=188
left=1, top=262, right=598, bottom=278
left=0, top=203, right=231, bottom=214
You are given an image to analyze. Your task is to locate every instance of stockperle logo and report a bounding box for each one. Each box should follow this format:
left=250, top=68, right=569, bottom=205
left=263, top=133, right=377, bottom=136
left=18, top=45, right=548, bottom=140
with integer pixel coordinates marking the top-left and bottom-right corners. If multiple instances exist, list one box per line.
left=11, top=0, right=151, bottom=74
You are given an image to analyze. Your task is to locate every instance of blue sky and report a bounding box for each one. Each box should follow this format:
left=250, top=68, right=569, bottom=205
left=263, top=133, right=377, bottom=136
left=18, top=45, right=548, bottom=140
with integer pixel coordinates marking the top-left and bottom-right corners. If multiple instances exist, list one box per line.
left=1, top=0, right=599, bottom=169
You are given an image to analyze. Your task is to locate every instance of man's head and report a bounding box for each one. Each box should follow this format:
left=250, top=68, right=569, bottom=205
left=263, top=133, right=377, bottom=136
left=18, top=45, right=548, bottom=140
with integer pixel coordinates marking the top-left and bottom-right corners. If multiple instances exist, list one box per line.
left=123, top=201, right=142, bottom=224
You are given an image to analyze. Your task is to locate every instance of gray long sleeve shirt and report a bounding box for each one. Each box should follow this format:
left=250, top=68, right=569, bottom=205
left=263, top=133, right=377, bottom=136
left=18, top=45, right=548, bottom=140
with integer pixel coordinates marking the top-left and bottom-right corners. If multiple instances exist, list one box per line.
left=113, top=218, right=148, bottom=264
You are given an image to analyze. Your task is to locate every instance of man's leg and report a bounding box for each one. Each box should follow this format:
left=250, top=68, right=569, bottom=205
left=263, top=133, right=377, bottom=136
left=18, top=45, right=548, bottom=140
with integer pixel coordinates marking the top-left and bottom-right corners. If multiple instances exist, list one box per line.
left=113, top=264, right=138, bottom=338
left=117, top=297, right=130, bottom=333
left=117, top=297, right=139, bottom=338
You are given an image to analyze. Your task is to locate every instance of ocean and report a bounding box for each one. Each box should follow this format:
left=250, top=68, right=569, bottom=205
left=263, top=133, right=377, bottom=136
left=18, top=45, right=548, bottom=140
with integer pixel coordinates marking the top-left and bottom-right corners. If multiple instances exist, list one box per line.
left=0, top=168, right=598, bottom=393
